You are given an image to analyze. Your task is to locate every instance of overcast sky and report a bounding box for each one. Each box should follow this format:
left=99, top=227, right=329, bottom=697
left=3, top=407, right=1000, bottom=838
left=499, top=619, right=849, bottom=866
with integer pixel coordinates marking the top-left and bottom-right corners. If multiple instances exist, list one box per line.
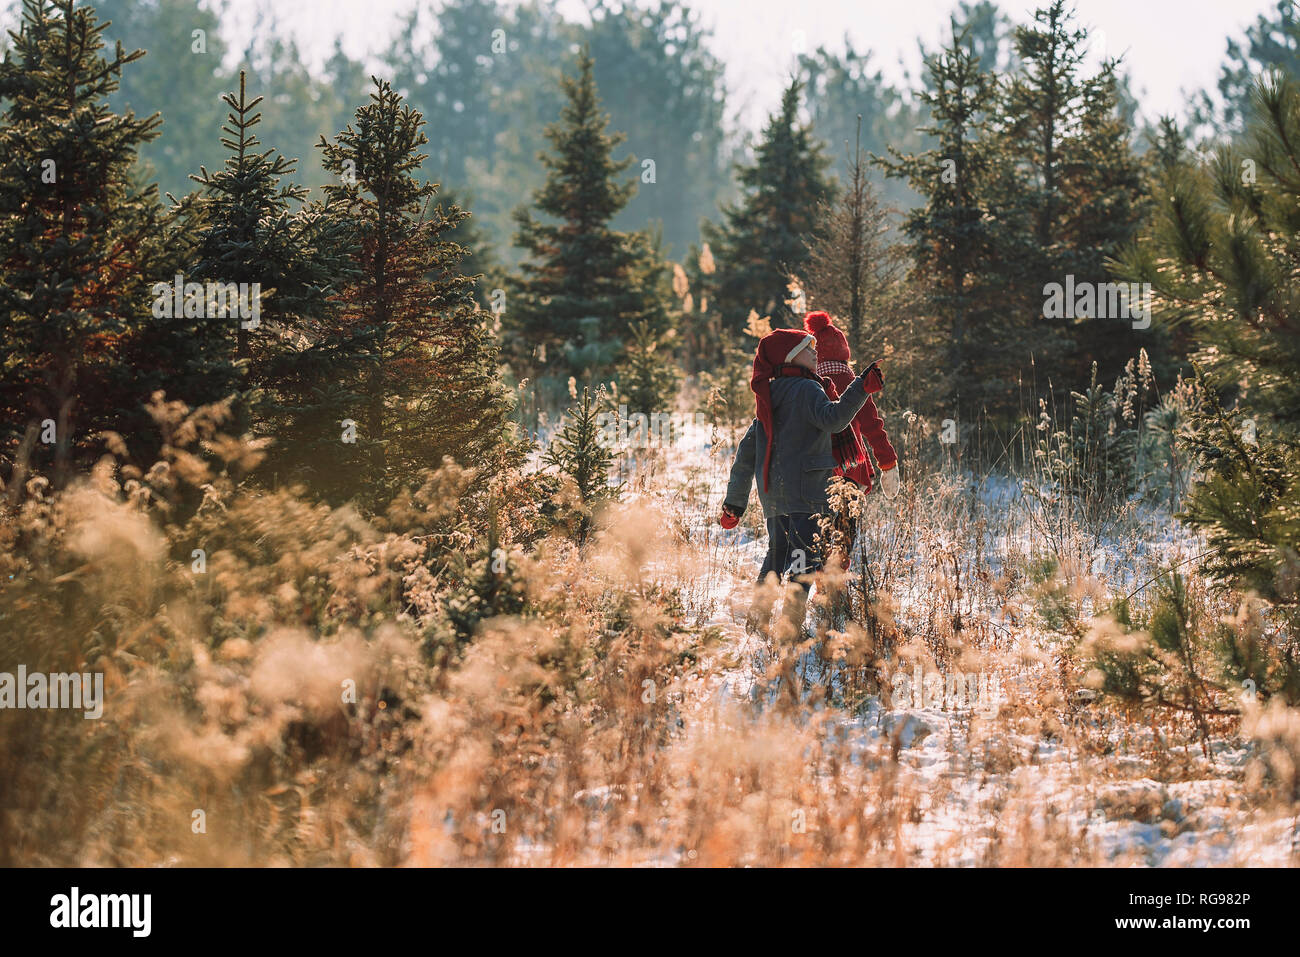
left=217, top=0, right=1277, bottom=130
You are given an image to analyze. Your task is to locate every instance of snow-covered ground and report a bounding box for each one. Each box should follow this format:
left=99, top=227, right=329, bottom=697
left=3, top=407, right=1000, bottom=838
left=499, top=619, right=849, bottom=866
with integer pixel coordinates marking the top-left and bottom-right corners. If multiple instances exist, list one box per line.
left=616, top=416, right=1300, bottom=867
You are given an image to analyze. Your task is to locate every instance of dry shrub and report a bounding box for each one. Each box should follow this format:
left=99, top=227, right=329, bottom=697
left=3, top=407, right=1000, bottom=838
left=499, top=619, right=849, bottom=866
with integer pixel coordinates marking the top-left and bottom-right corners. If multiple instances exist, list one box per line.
left=3, top=383, right=1297, bottom=868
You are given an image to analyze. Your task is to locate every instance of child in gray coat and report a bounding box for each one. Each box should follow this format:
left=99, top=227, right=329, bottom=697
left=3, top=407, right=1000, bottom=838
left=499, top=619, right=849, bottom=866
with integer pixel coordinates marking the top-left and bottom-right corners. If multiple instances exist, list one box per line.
left=718, top=327, right=883, bottom=592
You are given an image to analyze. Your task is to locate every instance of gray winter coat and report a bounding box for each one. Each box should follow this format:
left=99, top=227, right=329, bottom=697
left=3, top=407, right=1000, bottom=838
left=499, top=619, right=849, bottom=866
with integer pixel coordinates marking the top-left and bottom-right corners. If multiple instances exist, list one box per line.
left=724, top=373, right=870, bottom=520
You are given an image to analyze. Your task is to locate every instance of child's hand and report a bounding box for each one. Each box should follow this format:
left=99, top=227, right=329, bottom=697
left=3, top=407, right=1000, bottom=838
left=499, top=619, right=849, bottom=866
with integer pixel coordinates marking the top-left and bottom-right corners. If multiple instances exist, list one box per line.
left=879, top=464, right=900, bottom=498
left=862, top=361, right=885, bottom=394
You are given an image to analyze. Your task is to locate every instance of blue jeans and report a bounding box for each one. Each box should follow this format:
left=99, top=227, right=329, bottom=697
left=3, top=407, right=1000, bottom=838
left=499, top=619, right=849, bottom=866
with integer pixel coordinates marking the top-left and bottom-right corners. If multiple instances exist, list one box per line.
left=757, top=513, right=823, bottom=592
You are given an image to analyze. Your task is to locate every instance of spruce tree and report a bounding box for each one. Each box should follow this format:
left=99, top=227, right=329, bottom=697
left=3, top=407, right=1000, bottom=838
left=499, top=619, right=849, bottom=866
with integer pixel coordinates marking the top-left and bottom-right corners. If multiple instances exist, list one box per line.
left=804, top=118, right=905, bottom=360
left=996, top=0, right=1149, bottom=386
left=181, top=70, right=357, bottom=460
left=699, top=78, right=834, bottom=330
left=509, top=47, right=668, bottom=378
left=0, top=0, right=173, bottom=486
left=317, top=77, right=512, bottom=504
left=543, top=385, right=616, bottom=544
left=615, top=321, right=680, bottom=417
left=238, top=13, right=351, bottom=191
left=877, top=24, right=1011, bottom=415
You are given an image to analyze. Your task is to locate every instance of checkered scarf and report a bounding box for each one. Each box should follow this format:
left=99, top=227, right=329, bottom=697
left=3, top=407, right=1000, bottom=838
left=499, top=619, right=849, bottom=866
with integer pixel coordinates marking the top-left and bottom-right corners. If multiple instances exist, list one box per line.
left=817, top=359, right=854, bottom=379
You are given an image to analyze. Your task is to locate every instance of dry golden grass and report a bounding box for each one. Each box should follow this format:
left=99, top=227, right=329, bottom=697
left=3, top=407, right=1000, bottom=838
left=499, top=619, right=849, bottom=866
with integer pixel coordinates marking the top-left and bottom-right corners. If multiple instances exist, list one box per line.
left=1, top=396, right=1297, bottom=867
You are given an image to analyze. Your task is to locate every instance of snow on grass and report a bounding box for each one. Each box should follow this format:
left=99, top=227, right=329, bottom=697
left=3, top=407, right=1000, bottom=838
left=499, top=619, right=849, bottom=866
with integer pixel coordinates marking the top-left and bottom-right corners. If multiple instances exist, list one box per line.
left=616, top=421, right=1298, bottom=867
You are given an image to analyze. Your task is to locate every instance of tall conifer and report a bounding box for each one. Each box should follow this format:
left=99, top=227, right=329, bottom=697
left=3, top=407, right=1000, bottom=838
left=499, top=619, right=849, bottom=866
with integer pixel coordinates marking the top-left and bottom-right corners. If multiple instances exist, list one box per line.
left=509, top=47, right=667, bottom=378
left=699, top=79, right=834, bottom=330
left=0, top=0, right=172, bottom=484
left=317, top=77, right=511, bottom=503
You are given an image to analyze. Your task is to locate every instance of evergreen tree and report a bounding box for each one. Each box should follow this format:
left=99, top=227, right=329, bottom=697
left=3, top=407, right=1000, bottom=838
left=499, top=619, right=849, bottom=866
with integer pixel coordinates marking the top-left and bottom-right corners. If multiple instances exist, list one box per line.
left=804, top=118, right=905, bottom=359
left=543, top=385, right=616, bottom=543
left=698, top=78, right=834, bottom=331
left=317, top=77, right=512, bottom=504
left=615, top=320, right=679, bottom=416
left=1121, top=75, right=1300, bottom=444
left=1084, top=572, right=1229, bottom=748
left=877, top=24, right=1010, bottom=415
left=0, top=0, right=173, bottom=486
left=181, top=70, right=358, bottom=469
left=997, top=0, right=1149, bottom=386
left=1120, top=73, right=1300, bottom=638
left=509, top=47, right=668, bottom=377
left=238, top=11, right=353, bottom=191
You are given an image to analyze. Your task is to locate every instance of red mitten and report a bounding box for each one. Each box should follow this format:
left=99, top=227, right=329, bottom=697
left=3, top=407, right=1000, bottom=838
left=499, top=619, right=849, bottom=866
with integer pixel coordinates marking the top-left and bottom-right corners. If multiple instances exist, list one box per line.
left=862, top=361, right=885, bottom=394
left=719, top=504, right=740, bottom=529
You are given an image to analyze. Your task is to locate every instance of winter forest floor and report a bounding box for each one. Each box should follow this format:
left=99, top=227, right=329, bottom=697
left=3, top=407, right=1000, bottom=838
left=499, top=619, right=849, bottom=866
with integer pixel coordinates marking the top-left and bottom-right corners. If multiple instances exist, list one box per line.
left=595, top=419, right=1300, bottom=866
left=4, top=404, right=1299, bottom=867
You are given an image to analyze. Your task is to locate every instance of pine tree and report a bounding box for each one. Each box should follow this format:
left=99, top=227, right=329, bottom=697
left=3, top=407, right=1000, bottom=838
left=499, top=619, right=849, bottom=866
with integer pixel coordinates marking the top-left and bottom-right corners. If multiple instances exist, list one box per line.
left=431, top=513, right=529, bottom=660
left=181, top=70, right=359, bottom=473
left=615, top=320, right=680, bottom=416
left=1084, top=572, right=1226, bottom=751
left=509, top=47, right=668, bottom=377
left=699, top=78, right=834, bottom=330
left=1119, top=72, right=1300, bottom=646
left=239, top=11, right=352, bottom=191
left=996, top=0, right=1149, bottom=386
left=0, top=0, right=174, bottom=486
left=804, top=118, right=905, bottom=359
left=1121, top=74, right=1300, bottom=443
left=317, top=77, right=512, bottom=504
left=877, top=23, right=1011, bottom=415
left=543, top=385, right=616, bottom=544
left=1180, top=381, right=1299, bottom=615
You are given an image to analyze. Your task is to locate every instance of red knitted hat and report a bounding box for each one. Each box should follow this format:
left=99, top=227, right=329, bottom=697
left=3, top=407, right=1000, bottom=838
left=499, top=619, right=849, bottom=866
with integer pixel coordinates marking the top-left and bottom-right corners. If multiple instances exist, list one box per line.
left=751, top=328, right=815, bottom=492
left=804, top=311, right=849, bottom=362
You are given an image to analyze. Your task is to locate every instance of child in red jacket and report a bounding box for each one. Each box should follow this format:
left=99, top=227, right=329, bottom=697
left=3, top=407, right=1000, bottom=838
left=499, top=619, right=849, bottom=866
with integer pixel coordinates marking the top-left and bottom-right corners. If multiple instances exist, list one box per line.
left=803, top=311, right=898, bottom=495
left=802, top=311, right=898, bottom=571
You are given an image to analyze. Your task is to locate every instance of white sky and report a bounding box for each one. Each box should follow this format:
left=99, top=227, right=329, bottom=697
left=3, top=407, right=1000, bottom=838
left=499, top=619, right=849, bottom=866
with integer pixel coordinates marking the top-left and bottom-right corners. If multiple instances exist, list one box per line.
left=218, top=0, right=1277, bottom=129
